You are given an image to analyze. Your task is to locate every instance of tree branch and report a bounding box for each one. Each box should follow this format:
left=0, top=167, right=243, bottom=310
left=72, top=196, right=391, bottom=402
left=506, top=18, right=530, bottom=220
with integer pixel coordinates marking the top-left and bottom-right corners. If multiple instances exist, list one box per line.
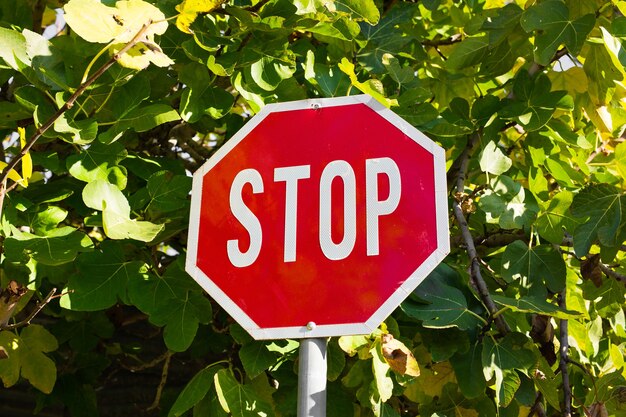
left=558, top=292, right=572, bottom=417
left=2, top=288, right=57, bottom=330
left=146, top=351, right=172, bottom=411
left=451, top=133, right=510, bottom=335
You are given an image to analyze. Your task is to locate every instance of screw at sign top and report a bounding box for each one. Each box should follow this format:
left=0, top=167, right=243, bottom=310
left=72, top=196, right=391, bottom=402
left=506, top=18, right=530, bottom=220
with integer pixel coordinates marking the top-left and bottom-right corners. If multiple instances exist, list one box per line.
left=311, top=103, right=321, bottom=110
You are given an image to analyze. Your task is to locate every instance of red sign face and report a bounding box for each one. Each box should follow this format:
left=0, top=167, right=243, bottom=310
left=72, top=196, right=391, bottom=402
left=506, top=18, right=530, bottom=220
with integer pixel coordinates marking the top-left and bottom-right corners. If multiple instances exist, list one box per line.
left=186, top=95, right=449, bottom=339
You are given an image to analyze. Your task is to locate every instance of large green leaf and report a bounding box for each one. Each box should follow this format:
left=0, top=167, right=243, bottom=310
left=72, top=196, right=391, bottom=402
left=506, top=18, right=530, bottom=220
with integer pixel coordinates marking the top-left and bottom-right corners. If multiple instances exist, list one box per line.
left=491, top=294, right=579, bottom=319
left=98, top=104, right=180, bottom=144
left=169, top=365, right=223, bottom=417
left=333, top=0, right=380, bottom=25
left=239, top=341, right=279, bottom=379
left=450, top=343, right=486, bottom=399
left=482, top=332, right=536, bottom=406
left=3, top=227, right=93, bottom=266
left=214, top=369, right=274, bottom=417
left=0, top=326, right=58, bottom=394
left=520, top=1, right=595, bottom=65
left=478, top=175, right=539, bottom=230
left=571, top=184, right=626, bottom=257
left=61, top=241, right=149, bottom=311
left=501, top=241, right=566, bottom=293
left=179, top=62, right=234, bottom=122
left=67, top=141, right=128, bottom=186
left=0, top=27, right=30, bottom=70
left=535, top=190, right=579, bottom=244
left=446, top=35, right=490, bottom=70
left=479, top=141, right=512, bottom=175
left=402, top=280, right=482, bottom=330
left=83, top=180, right=163, bottom=241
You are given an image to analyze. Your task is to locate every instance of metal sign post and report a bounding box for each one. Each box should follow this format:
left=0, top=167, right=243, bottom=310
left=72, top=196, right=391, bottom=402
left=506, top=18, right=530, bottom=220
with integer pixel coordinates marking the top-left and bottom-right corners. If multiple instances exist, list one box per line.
left=297, top=337, right=327, bottom=417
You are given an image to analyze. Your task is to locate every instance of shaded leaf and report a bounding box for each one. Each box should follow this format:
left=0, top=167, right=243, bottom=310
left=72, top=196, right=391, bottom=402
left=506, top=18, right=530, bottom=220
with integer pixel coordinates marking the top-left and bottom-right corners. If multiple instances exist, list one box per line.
left=570, top=184, right=626, bottom=257
left=169, top=365, right=223, bottom=417
left=501, top=241, right=566, bottom=293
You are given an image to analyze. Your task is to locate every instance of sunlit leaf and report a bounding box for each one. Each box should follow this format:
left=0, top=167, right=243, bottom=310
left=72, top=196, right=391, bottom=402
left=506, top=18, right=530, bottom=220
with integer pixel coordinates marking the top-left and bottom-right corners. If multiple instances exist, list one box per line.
left=501, top=241, right=566, bottom=293
left=176, top=0, right=225, bottom=34
left=520, top=1, right=595, bottom=65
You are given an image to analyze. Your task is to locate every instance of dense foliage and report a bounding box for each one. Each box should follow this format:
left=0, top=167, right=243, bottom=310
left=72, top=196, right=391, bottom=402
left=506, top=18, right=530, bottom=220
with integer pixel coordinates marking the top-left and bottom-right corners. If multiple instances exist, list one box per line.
left=1, top=0, right=626, bottom=416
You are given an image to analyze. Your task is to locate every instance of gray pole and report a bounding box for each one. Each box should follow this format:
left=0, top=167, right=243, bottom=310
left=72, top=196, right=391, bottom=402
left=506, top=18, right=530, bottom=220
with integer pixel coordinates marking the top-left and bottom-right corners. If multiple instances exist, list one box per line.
left=297, top=337, right=327, bottom=417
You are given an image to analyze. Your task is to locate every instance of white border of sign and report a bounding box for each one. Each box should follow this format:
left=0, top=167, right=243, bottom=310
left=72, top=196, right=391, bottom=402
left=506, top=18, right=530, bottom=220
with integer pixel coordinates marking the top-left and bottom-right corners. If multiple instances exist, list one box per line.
left=186, top=94, right=450, bottom=340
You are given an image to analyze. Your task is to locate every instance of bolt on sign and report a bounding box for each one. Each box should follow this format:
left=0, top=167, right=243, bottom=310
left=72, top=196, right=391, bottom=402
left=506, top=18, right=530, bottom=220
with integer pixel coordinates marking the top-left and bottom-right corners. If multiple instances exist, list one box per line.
left=186, top=95, right=449, bottom=340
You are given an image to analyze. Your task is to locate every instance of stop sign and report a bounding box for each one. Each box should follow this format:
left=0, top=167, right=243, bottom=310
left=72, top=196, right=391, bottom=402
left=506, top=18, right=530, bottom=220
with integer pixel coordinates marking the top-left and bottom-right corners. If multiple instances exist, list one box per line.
left=186, top=95, right=449, bottom=340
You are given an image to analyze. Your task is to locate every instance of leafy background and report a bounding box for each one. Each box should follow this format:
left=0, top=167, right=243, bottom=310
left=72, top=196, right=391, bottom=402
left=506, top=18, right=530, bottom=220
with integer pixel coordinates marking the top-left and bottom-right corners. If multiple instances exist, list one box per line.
left=0, top=0, right=626, bottom=416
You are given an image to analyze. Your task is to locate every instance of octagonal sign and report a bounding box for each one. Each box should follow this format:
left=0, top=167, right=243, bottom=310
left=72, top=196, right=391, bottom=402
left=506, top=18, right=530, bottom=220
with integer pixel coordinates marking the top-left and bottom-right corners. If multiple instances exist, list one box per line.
left=186, top=95, right=449, bottom=340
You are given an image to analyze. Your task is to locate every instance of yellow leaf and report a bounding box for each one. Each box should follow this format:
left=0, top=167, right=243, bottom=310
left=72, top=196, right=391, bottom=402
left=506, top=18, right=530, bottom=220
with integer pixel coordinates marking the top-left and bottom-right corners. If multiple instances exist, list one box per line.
left=548, top=67, right=588, bottom=97
left=18, top=127, right=32, bottom=187
left=455, top=407, right=479, bottom=417
left=337, top=58, right=398, bottom=108
left=380, top=334, right=420, bottom=377
left=64, top=0, right=168, bottom=44
left=0, top=161, right=24, bottom=184
left=615, top=141, right=626, bottom=181
left=111, top=42, right=174, bottom=70
left=176, top=0, right=224, bottom=33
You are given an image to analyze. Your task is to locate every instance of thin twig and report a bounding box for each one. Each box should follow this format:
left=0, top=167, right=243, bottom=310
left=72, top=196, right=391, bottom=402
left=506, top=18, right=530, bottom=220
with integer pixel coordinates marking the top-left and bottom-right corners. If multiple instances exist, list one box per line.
left=147, top=351, right=172, bottom=411
left=2, top=288, right=57, bottom=330
left=599, top=263, right=626, bottom=284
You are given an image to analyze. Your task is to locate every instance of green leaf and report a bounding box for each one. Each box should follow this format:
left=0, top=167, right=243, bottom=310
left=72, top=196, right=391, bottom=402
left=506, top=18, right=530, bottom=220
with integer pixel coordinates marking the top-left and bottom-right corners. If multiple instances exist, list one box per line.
left=491, top=294, right=579, bottom=319
left=570, top=184, right=626, bottom=257
left=371, top=340, right=393, bottom=402
left=0, top=331, right=21, bottom=388
left=149, top=291, right=212, bottom=352
left=0, top=27, right=30, bottom=70
left=19, top=325, right=58, bottom=394
left=501, top=241, right=566, bottom=293
left=169, top=365, right=223, bottom=417
left=520, top=1, right=595, bottom=65
left=482, top=332, right=535, bottom=405
left=535, top=190, right=579, bottom=244
left=61, top=241, right=148, bottom=311
left=179, top=63, right=234, bottom=122
left=239, top=341, right=279, bottom=379
left=143, top=171, right=192, bottom=219
left=214, top=369, right=274, bottom=416
left=450, top=343, right=486, bottom=399
left=53, top=114, right=98, bottom=145
left=332, top=0, right=380, bottom=25
left=0, top=102, right=31, bottom=128
left=67, top=141, right=128, bottom=185
left=479, top=176, right=539, bottom=229
left=479, top=141, right=512, bottom=175
left=402, top=280, right=482, bottom=330
left=247, top=56, right=296, bottom=92
left=99, top=104, right=181, bottom=144
left=0, top=326, right=58, bottom=394
left=446, top=35, right=490, bottom=70
left=3, top=227, right=93, bottom=266
left=83, top=180, right=164, bottom=241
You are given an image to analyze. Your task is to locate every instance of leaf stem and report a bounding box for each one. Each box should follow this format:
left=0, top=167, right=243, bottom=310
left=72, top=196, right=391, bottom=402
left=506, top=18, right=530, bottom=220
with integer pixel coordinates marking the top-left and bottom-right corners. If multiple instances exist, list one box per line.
left=81, top=41, right=114, bottom=84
